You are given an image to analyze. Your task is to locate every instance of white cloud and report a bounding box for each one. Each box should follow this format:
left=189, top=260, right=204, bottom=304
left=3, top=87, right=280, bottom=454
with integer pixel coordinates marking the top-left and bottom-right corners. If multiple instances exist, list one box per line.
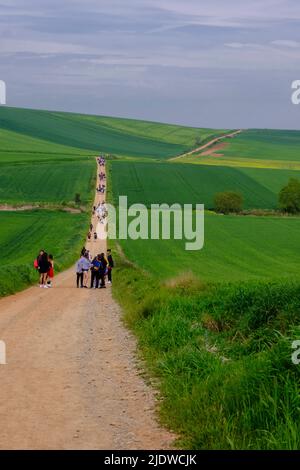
left=271, top=39, right=300, bottom=48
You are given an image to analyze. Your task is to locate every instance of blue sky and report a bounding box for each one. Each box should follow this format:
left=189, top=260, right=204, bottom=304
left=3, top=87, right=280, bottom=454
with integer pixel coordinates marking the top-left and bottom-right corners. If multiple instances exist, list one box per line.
left=1, top=0, right=300, bottom=128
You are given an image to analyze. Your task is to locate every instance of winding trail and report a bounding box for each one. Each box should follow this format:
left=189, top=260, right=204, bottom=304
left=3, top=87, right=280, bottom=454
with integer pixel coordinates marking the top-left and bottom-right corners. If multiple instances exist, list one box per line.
left=170, top=129, right=242, bottom=161
left=0, top=160, right=174, bottom=450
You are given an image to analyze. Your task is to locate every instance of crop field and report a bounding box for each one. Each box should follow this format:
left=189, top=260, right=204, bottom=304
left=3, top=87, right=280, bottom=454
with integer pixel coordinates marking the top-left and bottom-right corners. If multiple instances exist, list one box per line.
left=110, top=160, right=300, bottom=210
left=0, top=106, right=226, bottom=205
left=117, top=213, right=300, bottom=282
left=219, top=129, right=300, bottom=161
left=0, top=160, right=96, bottom=205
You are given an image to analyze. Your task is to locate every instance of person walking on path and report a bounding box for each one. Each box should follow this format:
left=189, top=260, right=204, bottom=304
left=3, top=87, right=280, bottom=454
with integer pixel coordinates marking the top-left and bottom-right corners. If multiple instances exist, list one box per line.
left=107, top=249, right=114, bottom=284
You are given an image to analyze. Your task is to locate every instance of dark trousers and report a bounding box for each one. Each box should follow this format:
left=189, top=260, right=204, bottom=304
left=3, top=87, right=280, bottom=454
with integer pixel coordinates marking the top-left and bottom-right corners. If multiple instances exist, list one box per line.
left=99, top=273, right=105, bottom=287
left=108, top=267, right=112, bottom=282
left=76, top=272, right=83, bottom=288
left=91, top=270, right=100, bottom=288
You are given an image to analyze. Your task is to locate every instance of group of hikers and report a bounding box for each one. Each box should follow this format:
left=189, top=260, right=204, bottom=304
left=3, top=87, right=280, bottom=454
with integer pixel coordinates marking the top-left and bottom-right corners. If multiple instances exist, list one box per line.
left=34, top=251, right=54, bottom=288
left=97, top=183, right=106, bottom=193
left=97, top=162, right=106, bottom=193
left=97, top=156, right=106, bottom=166
left=87, top=221, right=100, bottom=242
left=76, top=247, right=114, bottom=289
left=34, top=155, right=111, bottom=290
left=93, top=201, right=107, bottom=224
left=34, top=248, right=114, bottom=290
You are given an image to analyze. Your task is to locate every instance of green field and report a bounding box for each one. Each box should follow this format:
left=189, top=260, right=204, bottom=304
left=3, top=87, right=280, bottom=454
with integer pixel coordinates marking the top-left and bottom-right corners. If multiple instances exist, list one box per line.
left=0, top=160, right=96, bottom=205
left=219, top=129, right=300, bottom=161
left=110, top=160, right=300, bottom=210
left=117, top=213, right=300, bottom=282
left=0, top=106, right=226, bottom=206
left=0, top=106, right=225, bottom=161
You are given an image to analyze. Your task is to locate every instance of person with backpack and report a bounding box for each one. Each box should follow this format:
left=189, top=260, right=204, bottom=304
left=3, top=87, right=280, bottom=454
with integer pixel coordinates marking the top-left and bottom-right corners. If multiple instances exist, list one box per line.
left=107, top=249, right=114, bottom=284
left=34, top=250, right=44, bottom=270
left=98, top=253, right=108, bottom=288
left=38, top=252, right=50, bottom=288
left=90, top=254, right=101, bottom=289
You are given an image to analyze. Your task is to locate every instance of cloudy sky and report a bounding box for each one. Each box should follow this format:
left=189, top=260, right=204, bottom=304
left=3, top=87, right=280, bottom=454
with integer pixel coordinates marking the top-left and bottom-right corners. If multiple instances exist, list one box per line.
left=1, top=0, right=300, bottom=128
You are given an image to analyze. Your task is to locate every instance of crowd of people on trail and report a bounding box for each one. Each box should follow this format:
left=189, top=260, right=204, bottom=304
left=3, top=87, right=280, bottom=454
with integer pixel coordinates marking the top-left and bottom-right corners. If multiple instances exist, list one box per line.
left=97, top=155, right=106, bottom=166
left=97, top=183, right=106, bottom=193
left=75, top=247, right=114, bottom=289
left=97, top=163, right=106, bottom=193
left=34, top=250, right=54, bottom=288
left=93, top=201, right=107, bottom=225
left=34, top=155, right=113, bottom=291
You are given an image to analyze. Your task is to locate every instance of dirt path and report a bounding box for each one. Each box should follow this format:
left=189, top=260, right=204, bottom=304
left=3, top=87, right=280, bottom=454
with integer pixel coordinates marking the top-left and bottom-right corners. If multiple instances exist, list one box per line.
left=0, top=160, right=174, bottom=450
left=170, top=129, right=242, bottom=161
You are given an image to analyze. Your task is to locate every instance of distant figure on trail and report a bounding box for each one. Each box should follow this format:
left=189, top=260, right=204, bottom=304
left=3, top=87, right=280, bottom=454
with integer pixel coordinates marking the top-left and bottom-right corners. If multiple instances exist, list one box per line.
left=93, top=231, right=98, bottom=241
left=87, top=231, right=91, bottom=241
left=47, top=254, right=54, bottom=288
left=107, top=249, right=114, bottom=284
left=90, top=223, right=93, bottom=231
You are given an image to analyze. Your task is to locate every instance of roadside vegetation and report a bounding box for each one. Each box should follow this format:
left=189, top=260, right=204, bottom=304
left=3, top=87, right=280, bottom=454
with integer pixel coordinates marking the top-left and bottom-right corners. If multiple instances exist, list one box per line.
left=113, top=253, right=300, bottom=449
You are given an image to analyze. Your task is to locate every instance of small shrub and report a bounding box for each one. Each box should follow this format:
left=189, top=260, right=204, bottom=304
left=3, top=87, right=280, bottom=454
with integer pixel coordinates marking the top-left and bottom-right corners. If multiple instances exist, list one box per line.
left=75, top=193, right=81, bottom=205
left=214, top=191, right=243, bottom=214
